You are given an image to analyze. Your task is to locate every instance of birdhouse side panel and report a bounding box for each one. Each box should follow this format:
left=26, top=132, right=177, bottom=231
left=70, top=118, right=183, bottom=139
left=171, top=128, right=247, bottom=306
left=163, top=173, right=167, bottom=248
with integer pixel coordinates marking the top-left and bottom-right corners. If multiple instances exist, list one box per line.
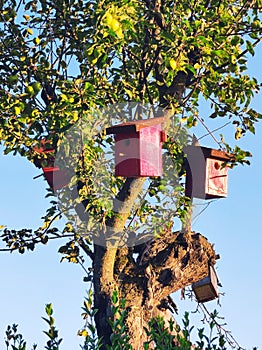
left=185, top=151, right=207, bottom=199
left=139, top=125, right=162, bottom=177
left=114, top=133, right=140, bottom=177
left=42, top=167, right=71, bottom=190
left=205, top=159, right=228, bottom=198
left=210, top=265, right=218, bottom=290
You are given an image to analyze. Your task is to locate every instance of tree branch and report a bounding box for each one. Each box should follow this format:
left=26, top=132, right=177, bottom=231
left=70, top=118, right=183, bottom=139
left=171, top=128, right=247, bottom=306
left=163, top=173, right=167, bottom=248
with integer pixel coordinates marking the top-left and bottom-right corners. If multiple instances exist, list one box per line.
left=96, top=178, right=146, bottom=293
left=106, top=177, right=146, bottom=239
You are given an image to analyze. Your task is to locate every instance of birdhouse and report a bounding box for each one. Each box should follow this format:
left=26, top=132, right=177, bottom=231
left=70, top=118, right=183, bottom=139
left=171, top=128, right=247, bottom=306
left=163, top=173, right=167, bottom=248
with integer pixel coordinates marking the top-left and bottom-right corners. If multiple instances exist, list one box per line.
left=184, top=146, right=231, bottom=200
left=33, top=139, right=70, bottom=190
left=192, top=265, right=219, bottom=303
left=106, top=117, right=167, bottom=177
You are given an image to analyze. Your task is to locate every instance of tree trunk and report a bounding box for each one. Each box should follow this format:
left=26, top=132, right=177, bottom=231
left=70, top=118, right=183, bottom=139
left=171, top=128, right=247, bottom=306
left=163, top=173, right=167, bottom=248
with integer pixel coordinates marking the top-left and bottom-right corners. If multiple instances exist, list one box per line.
left=93, top=228, right=217, bottom=349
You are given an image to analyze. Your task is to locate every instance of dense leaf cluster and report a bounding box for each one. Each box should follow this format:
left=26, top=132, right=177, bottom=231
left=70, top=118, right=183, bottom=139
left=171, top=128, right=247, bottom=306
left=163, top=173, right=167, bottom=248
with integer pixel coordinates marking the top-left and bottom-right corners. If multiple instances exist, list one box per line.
left=0, top=1, right=261, bottom=247
left=4, top=296, right=249, bottom=349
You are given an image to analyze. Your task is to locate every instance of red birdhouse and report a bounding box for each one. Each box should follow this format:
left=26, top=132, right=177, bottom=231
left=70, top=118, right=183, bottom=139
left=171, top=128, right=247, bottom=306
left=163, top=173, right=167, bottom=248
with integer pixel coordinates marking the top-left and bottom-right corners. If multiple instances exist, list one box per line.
left=106, top=117, right=167, bottom=177
left=184, top=146, right=231, bottom=200
left=33, top=139, right=70, bottom=190
left=192, top=265, right=219, bottom=303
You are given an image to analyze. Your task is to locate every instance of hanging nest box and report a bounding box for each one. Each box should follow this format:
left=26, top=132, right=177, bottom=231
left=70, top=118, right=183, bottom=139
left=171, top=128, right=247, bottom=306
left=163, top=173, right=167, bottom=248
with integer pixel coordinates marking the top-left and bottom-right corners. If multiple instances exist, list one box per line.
left=192, top=265, right=219, bottom=303
left=184, top=146, right=231, bottom=200
left=106, top=117, right=167, bottom=177
left=33, top=138, right=70, bottom=190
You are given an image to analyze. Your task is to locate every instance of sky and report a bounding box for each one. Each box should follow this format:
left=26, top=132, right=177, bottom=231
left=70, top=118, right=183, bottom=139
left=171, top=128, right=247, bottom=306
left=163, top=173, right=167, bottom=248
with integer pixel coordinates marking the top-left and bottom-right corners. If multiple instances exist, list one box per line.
left=174, top=47, right=262, bottom=348
left=0, top=37, right=262, bottom=350
left=175, top=119, right=262, bottom=348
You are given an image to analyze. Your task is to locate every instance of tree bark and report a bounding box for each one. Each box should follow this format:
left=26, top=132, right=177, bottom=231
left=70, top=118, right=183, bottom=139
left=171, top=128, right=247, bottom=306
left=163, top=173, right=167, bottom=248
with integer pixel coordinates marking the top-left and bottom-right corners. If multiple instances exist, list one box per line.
left=93, top=225, right=217, bottom=349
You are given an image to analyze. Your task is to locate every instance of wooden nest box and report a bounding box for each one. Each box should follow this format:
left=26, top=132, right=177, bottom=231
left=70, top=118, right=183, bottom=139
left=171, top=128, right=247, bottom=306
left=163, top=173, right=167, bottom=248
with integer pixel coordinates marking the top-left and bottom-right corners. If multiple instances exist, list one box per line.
left=106, top=117, right=167, bottom=177
left=33, top=139, right=70, bottom=190
left=184, top=146, right=231, bottom=200
left=192, top=265, right=219, bottom=303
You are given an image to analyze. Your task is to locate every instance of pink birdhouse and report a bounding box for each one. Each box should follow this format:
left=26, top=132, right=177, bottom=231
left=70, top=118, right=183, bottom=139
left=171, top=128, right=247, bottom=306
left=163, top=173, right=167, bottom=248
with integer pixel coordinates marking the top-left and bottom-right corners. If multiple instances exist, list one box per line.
left=33, top=139, right=70, bottom=190
left=106, top=117, right=167, bottom=177
left=184, top=146, right=231, bottom=200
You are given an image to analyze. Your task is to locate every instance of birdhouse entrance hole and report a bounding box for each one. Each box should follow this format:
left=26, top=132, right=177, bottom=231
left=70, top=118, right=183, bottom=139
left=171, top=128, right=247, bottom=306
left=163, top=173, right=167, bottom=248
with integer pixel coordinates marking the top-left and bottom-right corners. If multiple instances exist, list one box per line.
left=185, top=146, right=231, bottom=200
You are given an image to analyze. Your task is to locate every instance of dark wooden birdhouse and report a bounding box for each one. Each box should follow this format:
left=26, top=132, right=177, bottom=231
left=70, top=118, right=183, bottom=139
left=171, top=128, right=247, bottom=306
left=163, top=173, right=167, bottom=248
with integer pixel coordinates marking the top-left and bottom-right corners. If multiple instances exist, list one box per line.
left=106, top=117, right=167, bottom=177
left=33, top=139, right=70, bottom=190
left=192, top=265, right=219, bottom=303
left=184, top=146, right=231, bottom=200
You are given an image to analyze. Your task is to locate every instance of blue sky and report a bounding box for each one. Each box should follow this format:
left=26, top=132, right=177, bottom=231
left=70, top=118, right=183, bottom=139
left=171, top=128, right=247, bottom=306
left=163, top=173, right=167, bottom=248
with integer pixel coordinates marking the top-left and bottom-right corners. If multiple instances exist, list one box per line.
left=0, top=47, right=262, bottom=350
left=175, top=46, right=262, bottom=347
left=176, top=119, right=262, bottom=348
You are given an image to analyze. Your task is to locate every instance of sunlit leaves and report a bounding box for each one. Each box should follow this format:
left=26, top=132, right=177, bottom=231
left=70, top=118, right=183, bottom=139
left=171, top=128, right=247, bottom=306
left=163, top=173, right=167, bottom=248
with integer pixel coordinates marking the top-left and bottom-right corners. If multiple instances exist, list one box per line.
left=58, top=240, right=80, bottom=263
left=0, top=0, right=261, bottom=250
left=246, top=40, right=255, bottom=56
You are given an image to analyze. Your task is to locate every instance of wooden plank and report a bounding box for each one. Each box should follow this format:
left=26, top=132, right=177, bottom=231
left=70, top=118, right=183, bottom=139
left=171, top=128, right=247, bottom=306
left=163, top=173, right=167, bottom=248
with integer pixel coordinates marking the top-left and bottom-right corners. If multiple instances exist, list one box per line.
left=184, top=145, right=232, bottom=161
left=106, top=116, right=166, bottom=134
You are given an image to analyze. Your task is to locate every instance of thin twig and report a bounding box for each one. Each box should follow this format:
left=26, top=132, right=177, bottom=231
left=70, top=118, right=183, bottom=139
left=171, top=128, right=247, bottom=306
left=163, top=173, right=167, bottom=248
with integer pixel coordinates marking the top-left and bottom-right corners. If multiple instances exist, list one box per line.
left=0, top=234, right=74, bottom=253
left=199, top=303, right=245, bottom=349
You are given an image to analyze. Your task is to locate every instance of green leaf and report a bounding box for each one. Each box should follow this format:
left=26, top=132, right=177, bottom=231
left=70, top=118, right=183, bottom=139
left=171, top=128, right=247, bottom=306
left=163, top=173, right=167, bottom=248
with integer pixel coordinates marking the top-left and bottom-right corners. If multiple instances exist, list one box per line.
left=112, top=290, right=118, bottom=305
left=246, top=40, right=255, bottom=56
left=45, top=303, right=53, bottom=316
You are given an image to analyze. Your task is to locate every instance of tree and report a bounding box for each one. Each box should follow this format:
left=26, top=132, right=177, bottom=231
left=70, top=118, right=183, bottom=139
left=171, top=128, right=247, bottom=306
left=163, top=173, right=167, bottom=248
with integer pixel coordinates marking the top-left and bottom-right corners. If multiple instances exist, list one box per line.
left=0, top=0, right=261, bottom=348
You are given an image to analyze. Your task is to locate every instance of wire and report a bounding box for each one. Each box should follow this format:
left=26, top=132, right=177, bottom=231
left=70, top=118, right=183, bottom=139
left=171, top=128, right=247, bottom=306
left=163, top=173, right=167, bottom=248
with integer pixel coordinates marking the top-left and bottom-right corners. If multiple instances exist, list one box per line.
left=195, top=115, right=223, bottom=148
left=192, top=200, right=216, bottom=226
left=198, top=121, right=231, bottom=142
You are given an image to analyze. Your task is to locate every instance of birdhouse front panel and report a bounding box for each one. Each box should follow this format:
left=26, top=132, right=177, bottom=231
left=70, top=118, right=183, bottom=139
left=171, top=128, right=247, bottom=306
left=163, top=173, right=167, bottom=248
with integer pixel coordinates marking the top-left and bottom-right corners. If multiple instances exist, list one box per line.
left=107, top=116, right=166, bottom=177
left=185, top=146, right=230, bottom=200
left=114, top=132, right=140, bottom=177
left=33, top=139, right=71, bottom=190
left=205, top=158, right=228, bottom=198
left=42, top=166, right=71, bottom=191
left=139, top=125, right=162, bottom=177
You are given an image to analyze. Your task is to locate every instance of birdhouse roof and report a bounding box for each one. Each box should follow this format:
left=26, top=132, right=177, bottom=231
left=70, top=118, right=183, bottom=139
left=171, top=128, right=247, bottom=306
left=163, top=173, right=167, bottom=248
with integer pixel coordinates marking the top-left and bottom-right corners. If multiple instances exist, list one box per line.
left=106, top=116, right=166, bottom=135
left=184, top=145, right=232, bottom=161
left=33, top=138, right=55, bottom=154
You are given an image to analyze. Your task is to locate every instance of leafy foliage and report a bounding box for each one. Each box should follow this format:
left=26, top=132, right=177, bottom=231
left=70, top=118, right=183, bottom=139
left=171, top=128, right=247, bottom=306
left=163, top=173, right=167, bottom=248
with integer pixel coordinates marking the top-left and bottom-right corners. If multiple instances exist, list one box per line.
left=143, top=311, right=228, bottom=350
left=78, top=289, right=103, bottom=350
left=5, top=324, right=37, bottom=350
left=4, top=300, right=253, bottom=349
left=4, top=304, right=62, bottom=350
left=0, top=0, right=261, bottom=251
left=42, top=304, right=63, bottom=350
